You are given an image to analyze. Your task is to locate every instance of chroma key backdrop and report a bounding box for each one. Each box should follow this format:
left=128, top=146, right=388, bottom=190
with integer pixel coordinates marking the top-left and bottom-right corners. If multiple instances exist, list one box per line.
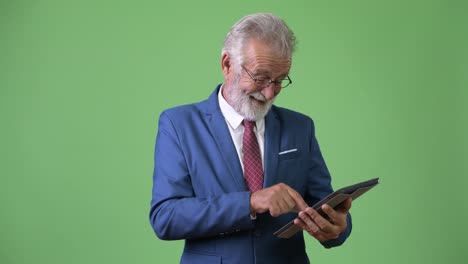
left=1, top=1, right=467, bottom=263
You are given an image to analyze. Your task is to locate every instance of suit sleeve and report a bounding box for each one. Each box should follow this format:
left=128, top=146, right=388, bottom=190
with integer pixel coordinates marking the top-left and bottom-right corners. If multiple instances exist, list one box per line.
left=149, top=112, right=255, bottom=240
left=305, top=118, right=352, bottom=248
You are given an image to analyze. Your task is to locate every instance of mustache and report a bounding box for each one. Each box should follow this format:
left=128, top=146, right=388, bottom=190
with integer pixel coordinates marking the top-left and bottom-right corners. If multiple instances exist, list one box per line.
left=249, top=91, right=268, bottom=102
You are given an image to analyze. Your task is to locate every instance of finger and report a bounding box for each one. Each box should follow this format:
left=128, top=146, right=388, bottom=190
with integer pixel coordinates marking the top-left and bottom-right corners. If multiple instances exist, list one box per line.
left=295, top=218, right=339, bottom=241
left=295, top=218, right=337, bottom=241
left=270, top=195, right=294, bottom=217
left=298, top=211, right=318, bottom=233
left=321, top=204, right=339, bottom=223
left=282, top=195, right=296, bottom=212
left=322, top=204, right=348, bottom=228
left=270, top=199, right=285, bottom=217
left=336, top=197, right=352, bottom=213
left=296, top=222, right=328, bottom=241
left=294, top=216, right=320, bottom=234
left=293, top=218, right=307, bottom=230
left=305, top=207, right=334, bottom=233
left=286, top=188, right=308, bottom=211
left=275, top=198, right=292, bottom=216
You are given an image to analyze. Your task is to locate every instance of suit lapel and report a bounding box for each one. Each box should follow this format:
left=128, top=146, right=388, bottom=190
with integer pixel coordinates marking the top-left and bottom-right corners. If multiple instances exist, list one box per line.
left=208, top=111, right=247, bottom=191
left=203, top=85, right=247, bottom=191
left=263, top=108, right=280, bottom=188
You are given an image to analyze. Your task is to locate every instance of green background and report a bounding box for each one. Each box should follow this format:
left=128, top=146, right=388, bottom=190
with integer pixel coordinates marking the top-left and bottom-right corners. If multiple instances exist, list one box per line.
left=1, top=0, right=467, bottom=263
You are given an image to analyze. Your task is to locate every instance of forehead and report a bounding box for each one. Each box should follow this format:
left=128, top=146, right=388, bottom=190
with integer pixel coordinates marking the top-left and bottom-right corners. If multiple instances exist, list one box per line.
left=243, top=39, right=291, bottom=74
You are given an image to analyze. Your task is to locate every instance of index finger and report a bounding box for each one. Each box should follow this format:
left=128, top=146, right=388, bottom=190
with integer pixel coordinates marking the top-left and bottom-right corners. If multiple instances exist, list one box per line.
left=286, top=187, right=308, bottom=211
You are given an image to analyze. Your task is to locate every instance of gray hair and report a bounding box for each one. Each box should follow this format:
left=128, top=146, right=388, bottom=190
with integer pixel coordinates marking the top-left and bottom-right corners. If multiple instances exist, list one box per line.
left=222, top=13, right=296, bottom=70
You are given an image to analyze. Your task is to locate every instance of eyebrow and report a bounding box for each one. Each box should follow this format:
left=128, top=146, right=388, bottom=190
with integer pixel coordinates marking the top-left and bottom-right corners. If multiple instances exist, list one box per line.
left=254, top=69, right=271, bottom=75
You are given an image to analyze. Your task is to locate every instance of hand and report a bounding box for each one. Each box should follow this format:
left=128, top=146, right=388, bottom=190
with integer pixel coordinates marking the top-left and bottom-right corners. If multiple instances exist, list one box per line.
left=293, top=198, right=352, bottom=242
left=250, top=183, right=308, bottom=217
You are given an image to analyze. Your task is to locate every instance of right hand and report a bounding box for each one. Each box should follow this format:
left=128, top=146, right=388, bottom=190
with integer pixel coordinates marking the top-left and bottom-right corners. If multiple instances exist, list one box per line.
left=250, top=183, right=308, bottom=217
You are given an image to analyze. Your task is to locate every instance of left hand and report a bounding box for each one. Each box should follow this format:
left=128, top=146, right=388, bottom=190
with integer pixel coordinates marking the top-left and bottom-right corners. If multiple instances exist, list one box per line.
left=293, top=198, right=352, bottom=242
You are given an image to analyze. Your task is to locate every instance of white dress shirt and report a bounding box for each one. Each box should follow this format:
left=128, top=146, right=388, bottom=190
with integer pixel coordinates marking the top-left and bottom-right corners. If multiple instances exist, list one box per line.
left=218, top=86, right=265, bottom=172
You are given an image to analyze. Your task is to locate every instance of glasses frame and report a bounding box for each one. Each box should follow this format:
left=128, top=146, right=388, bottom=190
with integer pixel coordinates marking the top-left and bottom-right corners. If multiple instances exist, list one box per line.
left=241, top=65, right=292, bottom=89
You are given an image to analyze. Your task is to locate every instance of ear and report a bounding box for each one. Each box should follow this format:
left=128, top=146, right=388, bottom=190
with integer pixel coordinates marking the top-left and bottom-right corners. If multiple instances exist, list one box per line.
left=221, top=52, right=232, bottom=79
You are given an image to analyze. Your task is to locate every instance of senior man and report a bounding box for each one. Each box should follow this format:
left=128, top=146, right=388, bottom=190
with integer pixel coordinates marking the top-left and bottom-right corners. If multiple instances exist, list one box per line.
left=149, top=13, right=352, bottom=264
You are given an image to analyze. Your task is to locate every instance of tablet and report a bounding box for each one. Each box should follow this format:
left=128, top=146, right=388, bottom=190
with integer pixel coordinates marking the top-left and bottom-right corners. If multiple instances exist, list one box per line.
left=273, top=177, right=379, bottom=238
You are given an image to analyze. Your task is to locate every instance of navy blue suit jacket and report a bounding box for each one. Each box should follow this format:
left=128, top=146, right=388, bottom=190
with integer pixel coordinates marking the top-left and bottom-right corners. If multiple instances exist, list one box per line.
left=150, top=85, right=352, bottom=264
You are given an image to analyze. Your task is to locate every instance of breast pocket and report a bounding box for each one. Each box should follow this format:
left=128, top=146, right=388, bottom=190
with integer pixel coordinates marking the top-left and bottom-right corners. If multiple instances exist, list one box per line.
left=277, top=149, right=308, bottom=194
left=278, top=148, right=300, bottom=160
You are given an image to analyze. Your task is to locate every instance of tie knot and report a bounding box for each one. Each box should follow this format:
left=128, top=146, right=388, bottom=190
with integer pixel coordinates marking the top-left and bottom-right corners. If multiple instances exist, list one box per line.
left=243, top=120, right=256, bottom=131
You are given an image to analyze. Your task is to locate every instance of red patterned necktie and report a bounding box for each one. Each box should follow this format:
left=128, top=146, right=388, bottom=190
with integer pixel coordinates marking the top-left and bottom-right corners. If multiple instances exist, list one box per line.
left=242, top=120, right=264, bottom=192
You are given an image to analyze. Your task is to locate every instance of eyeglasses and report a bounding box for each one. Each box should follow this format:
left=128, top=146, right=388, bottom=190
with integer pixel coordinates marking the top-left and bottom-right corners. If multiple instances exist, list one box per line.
left=241, top=65, right=292, bottom=89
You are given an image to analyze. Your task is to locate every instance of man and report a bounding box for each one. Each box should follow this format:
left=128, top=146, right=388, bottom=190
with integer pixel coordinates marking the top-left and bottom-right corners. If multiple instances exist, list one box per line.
left=149, top=13, right=352, bottom=264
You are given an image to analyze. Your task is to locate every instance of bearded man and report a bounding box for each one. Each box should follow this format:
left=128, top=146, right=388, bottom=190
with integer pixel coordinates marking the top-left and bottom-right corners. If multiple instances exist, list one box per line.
left=149, top=13, right=352, bottom=264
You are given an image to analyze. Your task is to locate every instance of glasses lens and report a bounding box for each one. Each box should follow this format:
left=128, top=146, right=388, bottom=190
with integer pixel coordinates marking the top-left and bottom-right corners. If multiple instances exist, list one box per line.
left=255, top=79, right=269, bottom=88
left=255, top=79, right=291, bottom=89
left=281, top=79, right=291, bottom=88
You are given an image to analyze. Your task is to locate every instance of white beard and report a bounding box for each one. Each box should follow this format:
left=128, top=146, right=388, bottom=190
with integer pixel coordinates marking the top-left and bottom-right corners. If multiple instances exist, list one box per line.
left=227, top=78, right=275, bottom=121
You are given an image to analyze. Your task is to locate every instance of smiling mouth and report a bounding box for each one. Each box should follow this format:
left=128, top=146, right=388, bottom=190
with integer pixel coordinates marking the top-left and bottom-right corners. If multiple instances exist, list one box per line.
left=250, top=95, right=266, bottom=105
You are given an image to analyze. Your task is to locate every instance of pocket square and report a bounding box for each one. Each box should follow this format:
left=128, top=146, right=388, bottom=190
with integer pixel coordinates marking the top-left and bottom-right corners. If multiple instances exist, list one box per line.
left=278, top=148, right=297, bottom=155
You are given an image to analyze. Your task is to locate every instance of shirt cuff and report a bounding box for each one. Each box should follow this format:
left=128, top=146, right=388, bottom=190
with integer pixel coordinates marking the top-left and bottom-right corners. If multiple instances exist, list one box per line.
left=250, top=212, right=257, bottom=220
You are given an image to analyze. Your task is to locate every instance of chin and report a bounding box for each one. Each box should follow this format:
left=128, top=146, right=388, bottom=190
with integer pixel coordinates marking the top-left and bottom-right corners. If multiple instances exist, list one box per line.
left=226, top=82, right=274, bottom=121
left=239, top=99, right=274, bottom=121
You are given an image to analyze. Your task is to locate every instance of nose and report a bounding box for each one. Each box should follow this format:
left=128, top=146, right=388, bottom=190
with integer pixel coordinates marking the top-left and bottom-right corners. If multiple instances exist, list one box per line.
left=260, top=83, right=280, bottom=100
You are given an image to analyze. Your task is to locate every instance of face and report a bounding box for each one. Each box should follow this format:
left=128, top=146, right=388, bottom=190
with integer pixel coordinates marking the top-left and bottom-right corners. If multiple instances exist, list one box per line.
left=222, top=39, right=292, bottom=121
